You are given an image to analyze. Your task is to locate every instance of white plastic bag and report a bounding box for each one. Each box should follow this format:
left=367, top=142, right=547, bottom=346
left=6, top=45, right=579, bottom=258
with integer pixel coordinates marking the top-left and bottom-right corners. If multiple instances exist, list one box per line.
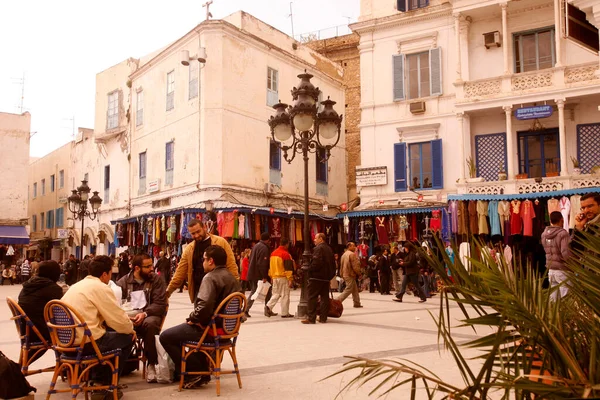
left=155, top=335, right=175, bottom=383
left=250, top=281, right=271, bottom=302
left=107, top=280, right=122, bottom=305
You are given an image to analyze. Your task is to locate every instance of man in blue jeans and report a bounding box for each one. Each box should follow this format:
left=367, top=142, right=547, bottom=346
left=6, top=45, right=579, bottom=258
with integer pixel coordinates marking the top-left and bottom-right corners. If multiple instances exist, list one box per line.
left=160, top=245, right=240, bottom=389
left=62, top=255, right=135, bottom=399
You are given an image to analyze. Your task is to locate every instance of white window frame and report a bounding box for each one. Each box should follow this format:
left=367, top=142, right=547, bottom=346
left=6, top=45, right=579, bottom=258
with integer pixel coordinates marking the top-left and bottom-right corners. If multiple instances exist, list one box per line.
left=166, top=71, right=175, bottom=111
left=406, top=51, right=430, bottom=100
left=107, top=91, right=119, bottom=129
left=59, top=170, right=64, bottom=188
left=267, top=67, right=278, bottom=107
left=136, top=90, right=144, bottom=126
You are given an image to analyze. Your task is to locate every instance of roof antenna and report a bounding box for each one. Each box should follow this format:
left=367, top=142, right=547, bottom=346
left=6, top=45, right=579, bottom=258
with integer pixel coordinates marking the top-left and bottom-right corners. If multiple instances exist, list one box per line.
left=289, top=2, right=295, bottom=39
left=203, top=0, right=213, bottom=21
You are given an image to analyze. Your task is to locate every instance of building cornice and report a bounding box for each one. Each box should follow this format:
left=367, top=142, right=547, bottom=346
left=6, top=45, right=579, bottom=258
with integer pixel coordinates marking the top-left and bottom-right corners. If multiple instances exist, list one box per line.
left=350, top=5, right=453, bottom=34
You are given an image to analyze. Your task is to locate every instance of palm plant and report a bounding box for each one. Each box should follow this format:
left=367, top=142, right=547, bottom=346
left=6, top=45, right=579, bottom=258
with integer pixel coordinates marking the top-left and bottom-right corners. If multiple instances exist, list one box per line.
left=326, top=228, right=600, bottom=399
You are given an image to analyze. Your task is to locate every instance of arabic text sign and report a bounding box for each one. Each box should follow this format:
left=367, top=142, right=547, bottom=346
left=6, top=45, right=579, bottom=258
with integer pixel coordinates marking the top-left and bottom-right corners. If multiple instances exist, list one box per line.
left=356, top=166, right=387, bottom=187
left=514, top=105, right=553, bottom=120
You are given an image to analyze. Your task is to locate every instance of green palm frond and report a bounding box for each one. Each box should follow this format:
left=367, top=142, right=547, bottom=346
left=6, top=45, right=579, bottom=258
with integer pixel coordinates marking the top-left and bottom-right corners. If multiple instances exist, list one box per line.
left=326, top=230, right=600, bottom=399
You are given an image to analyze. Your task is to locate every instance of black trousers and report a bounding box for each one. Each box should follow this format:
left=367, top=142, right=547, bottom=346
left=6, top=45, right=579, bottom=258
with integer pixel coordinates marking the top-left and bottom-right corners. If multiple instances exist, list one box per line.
left=369, top=274, right=380, bottom=293
left=306, top=279, right=330, bottom=323
left=399, top=273, right=427, bottom=301
left=379, top=273, right=391, bottom=294
left=246, top=279, right=273, bottom=313
left=160, top=323, right=211, bottom=375
left=82, top=332, right=135, bottom=384
left=135, top=316, right=162, bottom=365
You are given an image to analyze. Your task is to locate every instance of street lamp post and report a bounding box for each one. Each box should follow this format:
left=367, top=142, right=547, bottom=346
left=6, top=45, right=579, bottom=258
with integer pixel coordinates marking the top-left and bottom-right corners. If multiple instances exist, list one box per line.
left=68, top=179, right=102, bottom=274
left=268, top=71, right=343, bottom=318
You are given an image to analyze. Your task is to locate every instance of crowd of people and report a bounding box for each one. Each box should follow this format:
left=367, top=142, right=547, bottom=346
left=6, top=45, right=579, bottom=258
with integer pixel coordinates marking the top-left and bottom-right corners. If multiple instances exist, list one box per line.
left=4, top=193, right=599, bottom=398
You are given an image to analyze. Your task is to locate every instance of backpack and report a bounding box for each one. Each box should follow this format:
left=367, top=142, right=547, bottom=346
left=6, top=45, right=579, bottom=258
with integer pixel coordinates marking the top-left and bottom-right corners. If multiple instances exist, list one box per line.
left=0, top=351, right=36, bottom=399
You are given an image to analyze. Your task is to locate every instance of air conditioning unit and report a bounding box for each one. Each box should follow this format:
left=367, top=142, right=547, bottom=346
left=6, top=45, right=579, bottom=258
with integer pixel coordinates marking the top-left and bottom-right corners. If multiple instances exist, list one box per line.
left=263, top=183, right=276, bottom=193
left=483, top=31, right=501, bottom=49
left=409, top=101, right=426, bottom=114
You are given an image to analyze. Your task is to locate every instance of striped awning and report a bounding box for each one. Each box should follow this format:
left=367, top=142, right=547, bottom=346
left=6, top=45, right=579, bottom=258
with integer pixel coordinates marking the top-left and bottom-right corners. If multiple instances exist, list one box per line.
left=338, top=206, right=445, bottom=218
left=448, top=187, right=600, bottom=201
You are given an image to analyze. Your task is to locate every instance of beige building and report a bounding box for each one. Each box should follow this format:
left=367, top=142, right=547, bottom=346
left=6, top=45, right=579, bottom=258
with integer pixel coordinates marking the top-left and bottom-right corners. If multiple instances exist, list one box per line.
left=27, top=142, right=72, bottom=260
left=350, top=0, right=600, bottom=216
left=0, top=111, right=30, bottom=250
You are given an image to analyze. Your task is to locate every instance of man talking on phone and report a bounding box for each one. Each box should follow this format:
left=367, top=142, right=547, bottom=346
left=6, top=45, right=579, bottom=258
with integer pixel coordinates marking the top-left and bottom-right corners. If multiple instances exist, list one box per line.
left=574, top=193, right=600, bottom=234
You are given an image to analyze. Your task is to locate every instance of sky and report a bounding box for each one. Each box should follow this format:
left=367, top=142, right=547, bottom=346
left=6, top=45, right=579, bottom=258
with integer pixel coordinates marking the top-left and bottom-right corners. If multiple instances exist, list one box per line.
left=0, top=0, right=359, bottom=158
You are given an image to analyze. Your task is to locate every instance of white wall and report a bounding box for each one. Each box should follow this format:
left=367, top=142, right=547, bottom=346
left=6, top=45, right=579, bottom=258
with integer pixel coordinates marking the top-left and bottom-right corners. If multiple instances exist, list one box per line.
left=0, top=112, right=30, bottom=222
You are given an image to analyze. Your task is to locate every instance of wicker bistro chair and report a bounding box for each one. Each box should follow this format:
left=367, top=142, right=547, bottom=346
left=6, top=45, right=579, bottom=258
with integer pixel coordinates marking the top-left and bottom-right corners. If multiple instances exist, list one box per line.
left=44, top=300, right=127, bottom=400
left=128, top=303, right=169, bottom=377
left=6, top=297, right=55, bottom=376
left=179, top=292, right=247, bottom=396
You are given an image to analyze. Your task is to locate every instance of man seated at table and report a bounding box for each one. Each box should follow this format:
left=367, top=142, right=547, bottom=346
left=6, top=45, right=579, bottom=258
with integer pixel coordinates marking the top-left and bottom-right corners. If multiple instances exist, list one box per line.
left=61, top=255, right=135, bottom=398
left=116, top=254, right=167, bottom=383
left=160, top=245, right=240, bottom=389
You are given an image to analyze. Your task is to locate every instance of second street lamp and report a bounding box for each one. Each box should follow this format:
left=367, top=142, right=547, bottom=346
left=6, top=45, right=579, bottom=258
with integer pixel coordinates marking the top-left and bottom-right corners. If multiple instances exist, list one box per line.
left=68, top=179, right=102, bottom=278
left=268, top=71, right=343, bottom=318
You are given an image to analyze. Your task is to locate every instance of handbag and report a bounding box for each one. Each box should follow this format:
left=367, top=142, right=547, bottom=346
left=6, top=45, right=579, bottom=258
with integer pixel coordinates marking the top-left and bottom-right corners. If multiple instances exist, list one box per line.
left=318, top=291, right=343, bottom=318
left=0, top=351, right=36, bottom=399
left=155, top=335, right=175, bottom=384
left=250, top=281, right=272, bottom=302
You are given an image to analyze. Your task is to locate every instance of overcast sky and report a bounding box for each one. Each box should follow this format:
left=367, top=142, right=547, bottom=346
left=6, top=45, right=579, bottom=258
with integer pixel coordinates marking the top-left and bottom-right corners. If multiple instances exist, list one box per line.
left=0, top=0, right=359, bottom=158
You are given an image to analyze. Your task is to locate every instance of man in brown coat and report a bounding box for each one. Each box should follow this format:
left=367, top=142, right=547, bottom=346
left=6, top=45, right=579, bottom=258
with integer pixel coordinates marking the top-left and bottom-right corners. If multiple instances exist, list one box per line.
left=335, top=242, right=363, bottom=308
left=167, top=218, right=239, bottom=303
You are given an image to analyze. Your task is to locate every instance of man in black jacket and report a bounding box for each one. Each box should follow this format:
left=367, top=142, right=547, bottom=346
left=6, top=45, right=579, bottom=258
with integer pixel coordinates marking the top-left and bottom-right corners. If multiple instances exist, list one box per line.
left=160, top=245, right=240, bottom=388
left=116, top=254, right=167, bottom=382
left=155, top=251, right=171, bottom=286
left=301, top=233, right=336, bottom=324
left=245, top=232, right=273, bottom=317
left=64, top=254, right=79, bottom=286
left=394, top=242, right=427, bottom=303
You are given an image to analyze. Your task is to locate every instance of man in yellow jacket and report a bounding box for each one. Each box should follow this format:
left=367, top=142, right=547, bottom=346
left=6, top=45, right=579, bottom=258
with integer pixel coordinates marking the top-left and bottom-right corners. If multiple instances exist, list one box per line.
left=167, top=218, right=239, bottom=303
left=266, top=238, right=295, bottom=318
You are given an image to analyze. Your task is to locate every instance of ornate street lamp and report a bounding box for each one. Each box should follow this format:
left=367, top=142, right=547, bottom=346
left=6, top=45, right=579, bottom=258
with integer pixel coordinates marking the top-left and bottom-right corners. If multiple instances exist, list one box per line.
left=68, top=179, right=102, bottom=275
left=268, top=71, right=343, bottom=318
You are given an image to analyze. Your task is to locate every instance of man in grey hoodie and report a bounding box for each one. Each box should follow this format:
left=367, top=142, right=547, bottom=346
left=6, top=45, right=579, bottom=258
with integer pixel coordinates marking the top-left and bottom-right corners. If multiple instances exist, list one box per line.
left=541, top=211, right=571, bottom=301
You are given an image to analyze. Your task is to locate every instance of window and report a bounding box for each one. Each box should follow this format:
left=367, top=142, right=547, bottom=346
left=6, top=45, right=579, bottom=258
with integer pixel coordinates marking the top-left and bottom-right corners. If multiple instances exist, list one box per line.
left=316, top=147, right=328, bottom=183
left=139, top=152, right=147, bottom=194
left=166, top=71, right=175, bottom=111
left=577, top=123, right=600, bottom=174
left=41, top=179, right=46, bottom=195
left=33, top=182, right=37, bottom=198
left=40, top=212, right=44, bottom=229
left=269, top=141, right=281, bottom=171
left=397, top=0, right=429, bottom=11
left=514, top=27, right=555, bottom=73
left=518, top=129, right=560, bottom=177
left=165, top=141, right=174, bottom=185
left=394, top=139, right=443, bottom=192
left=189, top=60, right=199, bottom=99
left=267, top=67, right=278, bottom=107
left=107, top=91, right=119, bottom=129
left=32, top=215, right=37, bottom=232
left=136, top=90, right=144, bottom=126
left=55, top=207, right=64, bottom=228
left=46, top=210, right=54, bottom=229
left=104, top=165, right=110, bottom=202
left=393, top=48, right=442, bottom=101
left=59, top=170, right=64, bottom=188
left=50, top=174, right=55, bottom=192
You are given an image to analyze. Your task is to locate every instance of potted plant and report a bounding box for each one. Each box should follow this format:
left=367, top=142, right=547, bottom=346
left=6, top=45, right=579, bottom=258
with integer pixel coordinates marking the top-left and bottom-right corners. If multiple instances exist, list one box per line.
left=516, top=172, right=528, bottom=179
left=498, top=161, right=507, bottom=181
left=465, top=157, right=484, bottom=183
left=571, top=156, right=581, bottom=175
left=545, top=160, right=559, bottom=177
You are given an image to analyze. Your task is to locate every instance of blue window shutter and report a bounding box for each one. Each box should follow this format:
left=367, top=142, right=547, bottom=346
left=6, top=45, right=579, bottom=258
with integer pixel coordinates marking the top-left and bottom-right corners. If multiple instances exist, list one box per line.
left=393, top=54, right=405, bottom=101
left=394, top=143, right=407, bottom=192
left=429, top=47, right=442, bottom=96
left=431, top=139, right=443, bottom=189
left=397, top=0, right=406, bottom=12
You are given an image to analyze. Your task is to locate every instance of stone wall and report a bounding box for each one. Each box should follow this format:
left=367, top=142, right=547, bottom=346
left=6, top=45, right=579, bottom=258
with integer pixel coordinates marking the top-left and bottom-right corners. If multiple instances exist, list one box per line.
left=306, top=33, right=361, bottom=204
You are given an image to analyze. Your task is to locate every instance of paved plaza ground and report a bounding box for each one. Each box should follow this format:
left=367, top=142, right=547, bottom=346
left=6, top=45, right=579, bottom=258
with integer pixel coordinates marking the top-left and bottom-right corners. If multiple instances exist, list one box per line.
left=1, top=284, right=490, bottom=399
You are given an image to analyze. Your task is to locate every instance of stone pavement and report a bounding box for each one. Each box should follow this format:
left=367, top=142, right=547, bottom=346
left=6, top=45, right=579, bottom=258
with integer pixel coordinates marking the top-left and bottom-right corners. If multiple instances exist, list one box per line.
left=0, top=284, right=490, bottom=399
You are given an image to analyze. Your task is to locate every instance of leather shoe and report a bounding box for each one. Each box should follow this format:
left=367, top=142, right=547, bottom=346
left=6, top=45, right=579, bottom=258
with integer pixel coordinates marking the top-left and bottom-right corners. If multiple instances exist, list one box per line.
left=353, top=305, right=363, bottom=308
left=318, top=317, right=327, bottom=323
left=264, top=306, right=278, bottom=317
left=300, top=319, right=315, bottom=324
left=281, top=314, right=294, bottom=318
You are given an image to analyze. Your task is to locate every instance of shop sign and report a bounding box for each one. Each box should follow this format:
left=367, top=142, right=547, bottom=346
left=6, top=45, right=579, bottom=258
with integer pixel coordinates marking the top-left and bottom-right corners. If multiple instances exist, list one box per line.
left=58, top=196, right=68, bottom=204
left=148, top=179, right=160, bottom=193
left=355, top=166, right=387, bottom=187
left=57, top=229, right=69, bottom=239
left=514, top=105, right=553, bottom=120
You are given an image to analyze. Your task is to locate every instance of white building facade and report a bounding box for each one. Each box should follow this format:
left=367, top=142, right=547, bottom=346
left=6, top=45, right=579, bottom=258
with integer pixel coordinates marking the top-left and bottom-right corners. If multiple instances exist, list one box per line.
left=351, top=0, right=600, bottom=215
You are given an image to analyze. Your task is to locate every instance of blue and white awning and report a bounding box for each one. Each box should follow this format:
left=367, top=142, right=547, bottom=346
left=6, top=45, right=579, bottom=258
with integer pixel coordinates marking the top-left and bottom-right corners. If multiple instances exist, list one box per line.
left=0, top=225, right=29, bottom=245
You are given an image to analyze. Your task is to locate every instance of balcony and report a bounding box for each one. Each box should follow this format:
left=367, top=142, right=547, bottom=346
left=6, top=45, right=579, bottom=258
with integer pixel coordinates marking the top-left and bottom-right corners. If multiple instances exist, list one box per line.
left=456, top=62, right=600, bottom=104
left=456, top=173, right=600, bottom=196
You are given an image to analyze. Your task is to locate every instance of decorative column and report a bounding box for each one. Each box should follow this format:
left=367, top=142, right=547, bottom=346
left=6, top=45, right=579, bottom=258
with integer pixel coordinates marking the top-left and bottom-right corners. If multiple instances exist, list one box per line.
left=553, top=0, right=563, bottom=67
left=457, top=112, right=466, bottom=181
left=556, top=99, right=568, bottom=176
left=454, top=14, right=462, bottom=82
left=503, top=105, right=515, bottom=178
left=501, top=3, right=510, bottom=75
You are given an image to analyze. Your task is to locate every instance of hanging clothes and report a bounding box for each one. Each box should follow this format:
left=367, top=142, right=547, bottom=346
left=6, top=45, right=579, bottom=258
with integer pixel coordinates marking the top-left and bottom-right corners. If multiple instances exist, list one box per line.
left=468, top=201, right=479, bottom=235
left=497, top=200, right=510, bottom=236
left=223, top=212, right=235, bottom=238
left=233, top=212, right=239, bottom=239
left=547, top=198, right=560, bottom=214
left=375, top=216, right=389, bottom=244
left=458, top=201, right=468, bottom=236
left=459, top=242, right=471, bottom=271
left=290, top=217, right=296, bottom=245
left=272, top=218, right=282, bottom=238
left=477, top=200, right=489, bottom=235
left=532, top=199, right=545, bottom=237
left=430, top=210, right=441, bottom=232
left=397, top=215, right=408, bottom=242
left=520, top=199, right=536, bottom=237
left=441, top=208, right=451, bottom=243
left=238, top=214, right=245, bottom=238
left=569, top=195, right=581, bottom=230
left=410, top=214, right=418, bottom=241
left=488, top=200, right=501, bottom=236
left=510, top=200, right=522, bottom=235
left=448, top=200, right=458, bottom=234
left=559, top=196, right=570, bottom=231
left=388, top=217, right=397, bottom=243
left=295, top=219, right=303, bottom=242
